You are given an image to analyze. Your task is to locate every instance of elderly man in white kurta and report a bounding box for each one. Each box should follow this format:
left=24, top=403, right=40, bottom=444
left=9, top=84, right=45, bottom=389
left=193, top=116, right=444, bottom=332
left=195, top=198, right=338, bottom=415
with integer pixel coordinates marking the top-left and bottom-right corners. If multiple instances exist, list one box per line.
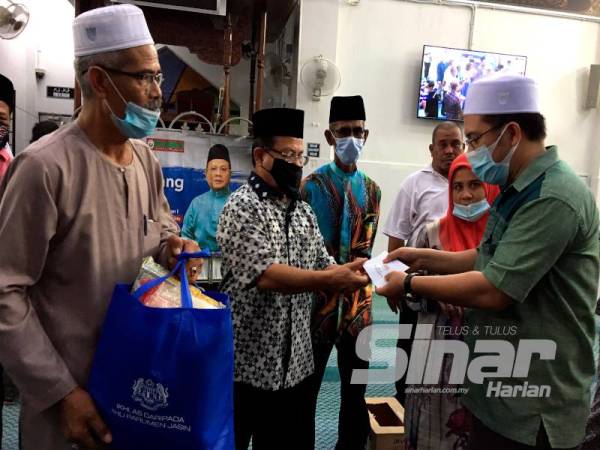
left=0, top=5, right=200, bottom=450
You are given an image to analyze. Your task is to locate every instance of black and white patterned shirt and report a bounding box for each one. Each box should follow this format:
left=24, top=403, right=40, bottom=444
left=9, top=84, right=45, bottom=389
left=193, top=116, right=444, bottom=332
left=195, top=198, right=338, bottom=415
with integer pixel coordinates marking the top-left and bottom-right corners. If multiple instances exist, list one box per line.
left=217, top=172, right=335, bottom=390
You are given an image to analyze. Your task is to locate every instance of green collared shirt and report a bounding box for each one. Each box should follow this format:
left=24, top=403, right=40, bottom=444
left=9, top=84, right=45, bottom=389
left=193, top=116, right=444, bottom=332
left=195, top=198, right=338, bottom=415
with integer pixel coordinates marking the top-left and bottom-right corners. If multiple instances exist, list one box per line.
left=462, top=146, right=600, bottom=448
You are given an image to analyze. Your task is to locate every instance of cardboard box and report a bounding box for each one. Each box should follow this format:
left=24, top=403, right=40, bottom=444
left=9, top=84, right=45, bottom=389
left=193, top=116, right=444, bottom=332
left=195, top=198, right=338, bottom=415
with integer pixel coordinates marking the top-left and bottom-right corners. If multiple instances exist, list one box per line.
left=366, top=397, right=405, bottom=450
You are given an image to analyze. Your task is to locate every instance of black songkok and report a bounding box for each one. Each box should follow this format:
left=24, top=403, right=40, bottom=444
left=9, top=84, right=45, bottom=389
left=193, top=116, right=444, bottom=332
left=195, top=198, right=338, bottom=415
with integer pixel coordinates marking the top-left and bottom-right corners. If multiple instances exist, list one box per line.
left=329, top=95, right=366, bottom=124
left=207, top=144, right=230, bottom=164
left=252, top=108, right=304, bottom=139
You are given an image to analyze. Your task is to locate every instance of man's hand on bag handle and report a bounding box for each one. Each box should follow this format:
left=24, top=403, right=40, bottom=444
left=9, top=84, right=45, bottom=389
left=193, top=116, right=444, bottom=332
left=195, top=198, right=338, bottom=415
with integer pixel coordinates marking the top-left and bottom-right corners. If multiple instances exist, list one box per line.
left=167, top=235, right=203, bottom=282
left=60, top=387, right=112, bottom=449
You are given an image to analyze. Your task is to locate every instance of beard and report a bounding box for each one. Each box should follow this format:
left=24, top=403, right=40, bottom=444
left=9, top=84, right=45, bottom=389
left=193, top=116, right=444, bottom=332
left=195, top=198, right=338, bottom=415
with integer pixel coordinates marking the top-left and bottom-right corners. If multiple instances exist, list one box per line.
left=144, top=98, right=162, bottom=111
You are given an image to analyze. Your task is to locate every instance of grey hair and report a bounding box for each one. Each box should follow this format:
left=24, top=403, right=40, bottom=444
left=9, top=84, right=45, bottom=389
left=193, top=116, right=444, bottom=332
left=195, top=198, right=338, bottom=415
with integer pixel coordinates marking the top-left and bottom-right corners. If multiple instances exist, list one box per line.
left=74, top=49, right=130, bottom=99
left=251, top=136, right=275, bottom=166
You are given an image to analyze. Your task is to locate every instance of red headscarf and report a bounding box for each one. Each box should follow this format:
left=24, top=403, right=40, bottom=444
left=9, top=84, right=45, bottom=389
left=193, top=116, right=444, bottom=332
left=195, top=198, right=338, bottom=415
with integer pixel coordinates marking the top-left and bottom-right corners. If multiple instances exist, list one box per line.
left=438, top=154, right=500, bottom=252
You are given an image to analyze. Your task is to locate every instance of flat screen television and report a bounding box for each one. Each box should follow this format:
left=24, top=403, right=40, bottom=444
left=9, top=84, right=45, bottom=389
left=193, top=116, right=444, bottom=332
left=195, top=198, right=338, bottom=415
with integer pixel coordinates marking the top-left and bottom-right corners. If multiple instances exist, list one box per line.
left=417, top=45, right=527, bottom=121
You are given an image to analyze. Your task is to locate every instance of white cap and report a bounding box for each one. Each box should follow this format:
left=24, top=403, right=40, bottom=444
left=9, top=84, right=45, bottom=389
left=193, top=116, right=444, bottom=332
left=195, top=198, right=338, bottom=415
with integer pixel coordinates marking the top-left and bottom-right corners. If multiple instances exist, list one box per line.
left=463, top=75, right=541, bottom=115
left=73, top=4, right=154, bottom=57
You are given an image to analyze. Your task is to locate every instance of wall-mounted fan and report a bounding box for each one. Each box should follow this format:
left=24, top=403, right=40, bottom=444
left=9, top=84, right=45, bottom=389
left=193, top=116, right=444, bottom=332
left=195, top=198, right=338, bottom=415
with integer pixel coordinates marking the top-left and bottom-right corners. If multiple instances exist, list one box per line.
left=0, top=1, right=29, bottom=40
left=300, top=55, right=341, bottom=102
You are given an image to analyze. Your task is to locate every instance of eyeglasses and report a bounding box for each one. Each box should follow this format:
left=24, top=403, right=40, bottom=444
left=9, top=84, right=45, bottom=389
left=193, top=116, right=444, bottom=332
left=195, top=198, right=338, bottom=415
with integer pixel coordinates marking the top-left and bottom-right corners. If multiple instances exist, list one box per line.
left=266, top=149, right=310, bottom=167
left=330, top=126, right=366, bottom=139
left=464, top=125, right=501, bottom=150
left=94, top=66, right=164, bottom=87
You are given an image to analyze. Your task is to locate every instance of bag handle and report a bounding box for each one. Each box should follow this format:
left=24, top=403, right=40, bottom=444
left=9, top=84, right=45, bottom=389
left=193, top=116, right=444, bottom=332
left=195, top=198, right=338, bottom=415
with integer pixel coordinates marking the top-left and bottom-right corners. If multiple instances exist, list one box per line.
left=133, top=250, right=211, bottom=308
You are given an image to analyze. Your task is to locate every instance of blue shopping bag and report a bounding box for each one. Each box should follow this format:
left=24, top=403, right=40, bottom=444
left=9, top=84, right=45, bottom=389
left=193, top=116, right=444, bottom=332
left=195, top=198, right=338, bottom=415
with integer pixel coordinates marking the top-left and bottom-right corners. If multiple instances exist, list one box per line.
left=88, top=251, right=235, bottom=450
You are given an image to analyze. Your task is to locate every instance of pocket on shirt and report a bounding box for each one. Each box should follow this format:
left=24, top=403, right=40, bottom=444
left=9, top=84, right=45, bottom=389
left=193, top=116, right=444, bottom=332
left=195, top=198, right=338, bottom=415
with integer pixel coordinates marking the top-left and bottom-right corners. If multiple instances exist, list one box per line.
left=143, top=220, right=162, bottom=257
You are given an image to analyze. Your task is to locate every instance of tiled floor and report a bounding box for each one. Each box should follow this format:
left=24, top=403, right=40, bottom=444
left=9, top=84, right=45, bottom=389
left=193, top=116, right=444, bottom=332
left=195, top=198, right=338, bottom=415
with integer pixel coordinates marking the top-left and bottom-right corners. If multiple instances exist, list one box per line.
left=2, top=403, right=19, bottom=450
left=315, top=295, right=398, bottom=449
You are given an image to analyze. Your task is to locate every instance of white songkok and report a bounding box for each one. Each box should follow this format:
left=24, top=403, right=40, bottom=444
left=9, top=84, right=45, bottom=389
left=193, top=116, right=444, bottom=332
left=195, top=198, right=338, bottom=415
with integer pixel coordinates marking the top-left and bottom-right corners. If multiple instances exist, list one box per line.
left=463, top=75, right=541, bottom=115
left=73, top=4, right=154, bottom=57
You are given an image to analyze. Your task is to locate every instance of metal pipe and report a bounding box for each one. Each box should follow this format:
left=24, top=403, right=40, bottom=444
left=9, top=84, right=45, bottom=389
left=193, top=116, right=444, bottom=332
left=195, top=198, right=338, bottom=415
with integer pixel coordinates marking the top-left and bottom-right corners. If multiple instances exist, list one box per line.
left=222, top=13, right=233, bottom=134
left=217, top=117, right=253, bottom=134
left=399, top=0, right=600, bottom=24
left=249, top=15, right=258, bottom=119
left=457, top=0, right=600, bottom=23
left=467, top=2, right=477, bottom=49
left=255, top=11, right=268, bottom=111
left=168, top=111, right=215, bottom=133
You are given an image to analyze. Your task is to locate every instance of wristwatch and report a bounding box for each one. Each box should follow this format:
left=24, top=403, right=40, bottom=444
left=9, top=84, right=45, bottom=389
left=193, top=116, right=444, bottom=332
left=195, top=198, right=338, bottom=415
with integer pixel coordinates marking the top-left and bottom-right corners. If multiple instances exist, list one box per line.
left=404, top=273, right=417, bottom=298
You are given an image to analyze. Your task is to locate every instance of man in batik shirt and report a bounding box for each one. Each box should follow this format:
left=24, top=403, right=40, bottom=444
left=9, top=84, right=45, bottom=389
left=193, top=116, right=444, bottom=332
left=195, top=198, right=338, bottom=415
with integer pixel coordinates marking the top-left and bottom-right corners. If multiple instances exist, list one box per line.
left=217, top=107, right=369, bottom=450
left=301, top=95, right=381, bottom=450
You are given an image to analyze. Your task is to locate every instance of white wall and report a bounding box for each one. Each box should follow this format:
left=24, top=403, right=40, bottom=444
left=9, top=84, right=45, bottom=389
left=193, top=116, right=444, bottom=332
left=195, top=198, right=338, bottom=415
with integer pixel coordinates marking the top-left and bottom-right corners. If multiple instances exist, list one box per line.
left=474, top=8, right=600, bottom=192
left=297, top=0, right=340, bottom=151
left=0, top=0, right=75, bottom=154
left=298, top=0, right=600, bottom=255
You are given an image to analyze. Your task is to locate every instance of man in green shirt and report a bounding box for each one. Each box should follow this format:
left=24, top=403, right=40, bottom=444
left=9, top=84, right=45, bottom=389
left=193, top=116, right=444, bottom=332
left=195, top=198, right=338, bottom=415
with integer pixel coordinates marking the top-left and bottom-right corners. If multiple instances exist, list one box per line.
left=377, top=75, right=599, bottom=449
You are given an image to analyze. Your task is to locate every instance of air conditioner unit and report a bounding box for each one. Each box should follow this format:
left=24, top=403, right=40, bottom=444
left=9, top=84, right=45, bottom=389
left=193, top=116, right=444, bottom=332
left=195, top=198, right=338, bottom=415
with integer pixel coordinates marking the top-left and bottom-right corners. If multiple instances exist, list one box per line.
left=111, top=0, right=226, bottom=16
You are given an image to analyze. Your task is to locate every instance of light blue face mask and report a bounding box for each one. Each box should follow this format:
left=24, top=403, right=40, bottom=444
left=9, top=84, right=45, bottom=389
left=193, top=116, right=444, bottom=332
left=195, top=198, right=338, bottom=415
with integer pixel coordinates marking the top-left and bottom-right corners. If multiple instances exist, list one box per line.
left=334, top=136, right=365, bottom=166
left=100, top=68, right=160, bottom=139
left=453, top=198, right=490, bottom=222
left=467, top=126, right=519, bottom=187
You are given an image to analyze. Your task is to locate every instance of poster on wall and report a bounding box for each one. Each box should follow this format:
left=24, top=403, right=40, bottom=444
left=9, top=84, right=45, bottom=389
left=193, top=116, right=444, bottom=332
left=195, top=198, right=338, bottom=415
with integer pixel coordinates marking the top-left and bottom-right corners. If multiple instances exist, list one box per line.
left=148, top=130, right=252, bottom=225
left=148, top=130, right=253, bottom=283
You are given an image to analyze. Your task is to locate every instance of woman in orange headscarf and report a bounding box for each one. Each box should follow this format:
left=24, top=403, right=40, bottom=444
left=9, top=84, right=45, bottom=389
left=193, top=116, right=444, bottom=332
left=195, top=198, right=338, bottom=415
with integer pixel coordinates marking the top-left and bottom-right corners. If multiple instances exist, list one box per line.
left=405, top=153, right=500, bottom=450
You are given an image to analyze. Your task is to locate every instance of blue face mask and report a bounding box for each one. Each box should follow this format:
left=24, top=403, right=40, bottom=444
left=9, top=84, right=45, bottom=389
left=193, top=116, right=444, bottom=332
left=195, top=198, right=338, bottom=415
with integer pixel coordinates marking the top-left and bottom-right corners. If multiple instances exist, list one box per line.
left=453, top=198, right=490, bottom=222
left=100, top=68, right=160, bottom=139
left=334, top=136, right=364, bottom=165
left=467, top=126, right=518, bottom=187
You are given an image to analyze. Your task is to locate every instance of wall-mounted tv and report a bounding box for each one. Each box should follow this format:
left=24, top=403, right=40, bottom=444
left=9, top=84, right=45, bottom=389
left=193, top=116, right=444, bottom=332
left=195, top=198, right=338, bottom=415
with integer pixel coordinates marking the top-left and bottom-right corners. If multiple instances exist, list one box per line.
left=418, top=45, right=527, bottom=121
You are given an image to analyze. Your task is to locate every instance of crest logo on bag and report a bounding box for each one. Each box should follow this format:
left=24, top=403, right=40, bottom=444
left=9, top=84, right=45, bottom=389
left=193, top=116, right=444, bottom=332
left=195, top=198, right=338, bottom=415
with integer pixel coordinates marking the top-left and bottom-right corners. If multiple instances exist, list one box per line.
left=132, top=378, right=169, bottom=411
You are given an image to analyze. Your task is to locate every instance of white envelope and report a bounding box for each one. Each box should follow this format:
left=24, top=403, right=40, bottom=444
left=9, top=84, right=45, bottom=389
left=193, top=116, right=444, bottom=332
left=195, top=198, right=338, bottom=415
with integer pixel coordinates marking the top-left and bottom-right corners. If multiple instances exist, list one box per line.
left=363, top=251, right=409, bottom=288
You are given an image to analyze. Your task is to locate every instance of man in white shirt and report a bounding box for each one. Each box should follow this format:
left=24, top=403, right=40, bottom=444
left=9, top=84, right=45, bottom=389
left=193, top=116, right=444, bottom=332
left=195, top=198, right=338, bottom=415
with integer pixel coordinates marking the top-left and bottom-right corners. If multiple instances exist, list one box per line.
left=384, top=121, right=463, bottom=249
left=382, top=121, right=463, bottom=405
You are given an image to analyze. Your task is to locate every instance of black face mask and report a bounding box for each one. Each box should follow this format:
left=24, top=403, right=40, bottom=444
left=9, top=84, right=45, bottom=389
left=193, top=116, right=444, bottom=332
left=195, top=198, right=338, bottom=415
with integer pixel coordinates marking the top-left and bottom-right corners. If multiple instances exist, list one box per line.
left=0, top=125, right=9, bottom=149
left=270, top=158, right=302, bottom=199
